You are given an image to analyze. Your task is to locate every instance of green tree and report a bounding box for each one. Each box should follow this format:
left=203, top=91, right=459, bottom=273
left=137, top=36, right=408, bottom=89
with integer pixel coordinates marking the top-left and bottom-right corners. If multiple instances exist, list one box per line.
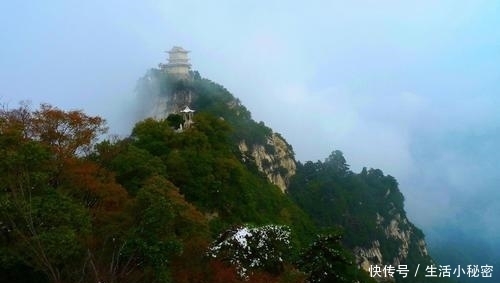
left=166, top=114, right=184, bottom=129
left=131, top=118, right=175, bottom=157
left=108, top=144, right=166, bottom=195
left=208, top=224, right=292, bottom=279
left=324, top=150, right=350, bottom=177
left=297, top=234, right=375, bottom=283
left=124, top=176, right=184, bottom=282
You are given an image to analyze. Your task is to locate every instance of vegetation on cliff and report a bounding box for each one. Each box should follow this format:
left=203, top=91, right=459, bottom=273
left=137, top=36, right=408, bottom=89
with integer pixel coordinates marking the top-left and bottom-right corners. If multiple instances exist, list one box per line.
left=0, top=68, right=448, bottom=283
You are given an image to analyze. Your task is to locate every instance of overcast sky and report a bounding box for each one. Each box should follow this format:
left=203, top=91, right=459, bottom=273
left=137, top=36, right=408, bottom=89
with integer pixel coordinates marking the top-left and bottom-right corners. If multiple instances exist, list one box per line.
left=2, top=0, right=500, bottom=261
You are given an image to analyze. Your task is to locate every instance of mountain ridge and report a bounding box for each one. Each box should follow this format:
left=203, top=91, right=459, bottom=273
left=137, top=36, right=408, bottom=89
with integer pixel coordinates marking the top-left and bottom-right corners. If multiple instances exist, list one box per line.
left=0, top=57, right=454, bottom=283
left=135, top=64, right=452, bottom=282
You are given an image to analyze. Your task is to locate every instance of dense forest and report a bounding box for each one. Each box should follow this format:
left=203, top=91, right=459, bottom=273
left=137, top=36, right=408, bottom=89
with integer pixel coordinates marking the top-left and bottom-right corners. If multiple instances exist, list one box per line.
left=1, top=69, right=454, bottom=282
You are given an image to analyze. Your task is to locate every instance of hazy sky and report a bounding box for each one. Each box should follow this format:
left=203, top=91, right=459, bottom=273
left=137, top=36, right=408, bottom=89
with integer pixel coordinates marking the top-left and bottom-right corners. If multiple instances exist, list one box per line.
left=2, top=0, right=500, bottom=261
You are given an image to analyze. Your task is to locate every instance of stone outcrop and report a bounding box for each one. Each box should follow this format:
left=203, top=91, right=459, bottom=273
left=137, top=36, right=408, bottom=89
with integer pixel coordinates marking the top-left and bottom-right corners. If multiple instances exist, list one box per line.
left=146, top=87, right=193, bottom=120
left=354, top=211, right=431, bottom=280
left=354, top=240, right=384, bottom=271
left=238, top=133, right=296, bottom=193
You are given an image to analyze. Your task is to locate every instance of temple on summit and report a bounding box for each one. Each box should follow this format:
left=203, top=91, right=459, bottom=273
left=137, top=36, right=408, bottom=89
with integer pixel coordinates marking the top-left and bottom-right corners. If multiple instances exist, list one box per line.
left=147, top=46, right=195, bottom=124
left=161, top=46, right=191, bottom=79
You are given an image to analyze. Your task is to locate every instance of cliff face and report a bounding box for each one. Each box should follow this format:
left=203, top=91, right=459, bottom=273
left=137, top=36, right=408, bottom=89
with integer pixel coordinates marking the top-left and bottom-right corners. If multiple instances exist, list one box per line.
left=354, top=240, right=384, bottom=271
left=136, top=69, right=194, bottom=120
left=354, top=212, right=430, bottom=278
left=350, top=181, right=432, bottom=282
left=238, top=133, right=296, bottom=193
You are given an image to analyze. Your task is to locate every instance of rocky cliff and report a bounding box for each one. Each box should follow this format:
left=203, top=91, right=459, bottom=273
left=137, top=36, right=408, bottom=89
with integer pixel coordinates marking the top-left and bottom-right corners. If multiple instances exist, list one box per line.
left=136, top=68, right=195, bottom=120
left=289, top=163, right=439, bottom=283
left=354, top=212, right=431, bottom=281
left=238, top=133, right=296, bottom=192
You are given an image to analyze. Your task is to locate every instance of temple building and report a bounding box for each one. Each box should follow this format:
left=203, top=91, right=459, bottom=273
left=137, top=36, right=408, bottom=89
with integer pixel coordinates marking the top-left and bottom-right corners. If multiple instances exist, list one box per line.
left=162, top=46, right=191, bottom=79
left=146, top=46, right=195, bottom=122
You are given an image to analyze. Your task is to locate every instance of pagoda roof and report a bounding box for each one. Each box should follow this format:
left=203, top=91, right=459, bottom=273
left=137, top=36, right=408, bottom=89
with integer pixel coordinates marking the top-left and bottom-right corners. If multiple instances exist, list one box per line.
left=180, top=106, right=195, bottom=113
left=168, top=46, right=189, bottom=53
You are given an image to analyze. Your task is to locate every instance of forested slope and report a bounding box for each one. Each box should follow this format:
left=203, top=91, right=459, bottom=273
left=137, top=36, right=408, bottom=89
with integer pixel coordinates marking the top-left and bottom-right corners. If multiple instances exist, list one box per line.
left=0, top=68, right=451, bottom=283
